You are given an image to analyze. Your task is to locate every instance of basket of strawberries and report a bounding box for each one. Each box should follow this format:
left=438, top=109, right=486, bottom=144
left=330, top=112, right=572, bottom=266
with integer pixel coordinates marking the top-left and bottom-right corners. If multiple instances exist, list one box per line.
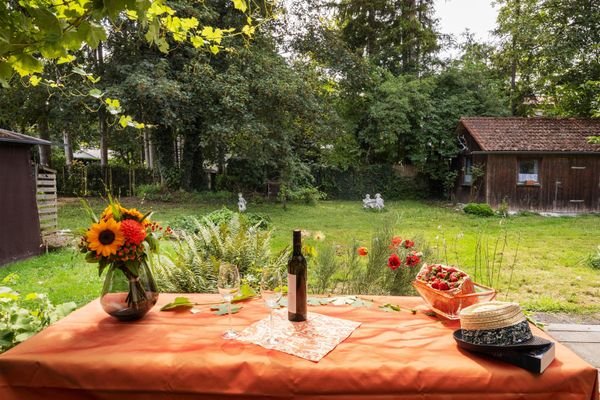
left=412, top=264, right=496, bottom=320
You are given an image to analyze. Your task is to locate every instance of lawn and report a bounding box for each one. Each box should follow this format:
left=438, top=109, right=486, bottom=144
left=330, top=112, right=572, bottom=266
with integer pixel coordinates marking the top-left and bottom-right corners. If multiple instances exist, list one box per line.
left=1, top=197, right=599, bottom=313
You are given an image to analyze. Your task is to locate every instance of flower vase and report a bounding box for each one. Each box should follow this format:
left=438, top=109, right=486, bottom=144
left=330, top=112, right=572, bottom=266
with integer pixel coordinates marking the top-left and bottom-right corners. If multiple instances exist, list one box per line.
left=100, top=260, right=159, bottom=321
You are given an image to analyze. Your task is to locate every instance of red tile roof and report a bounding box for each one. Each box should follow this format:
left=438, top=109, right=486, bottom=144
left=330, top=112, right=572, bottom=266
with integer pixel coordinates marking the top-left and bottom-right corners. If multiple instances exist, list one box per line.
left=459, top=117, right=600, bottom=153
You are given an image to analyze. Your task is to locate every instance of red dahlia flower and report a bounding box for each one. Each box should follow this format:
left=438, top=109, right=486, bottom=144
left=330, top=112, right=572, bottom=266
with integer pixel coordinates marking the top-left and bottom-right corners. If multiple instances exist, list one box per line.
left=357, top=246, right=369, bottom=256
left=120, top=219, right=147, bottom=245
left=387, top=254, right=402, bottom=270
left=391, top=236, right=402, bottom=248
left=405, top=252, right=421, bottom=267
left=403, top=239, right=415, bottom=249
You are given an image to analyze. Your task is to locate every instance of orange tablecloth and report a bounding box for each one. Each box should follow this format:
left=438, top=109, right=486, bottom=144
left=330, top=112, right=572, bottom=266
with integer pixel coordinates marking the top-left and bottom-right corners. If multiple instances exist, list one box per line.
left=0, top=294, right=597, bottom=400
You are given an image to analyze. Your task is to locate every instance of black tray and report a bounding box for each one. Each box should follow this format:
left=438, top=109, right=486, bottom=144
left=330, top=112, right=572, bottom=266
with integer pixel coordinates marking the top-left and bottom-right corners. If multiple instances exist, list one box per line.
left=453, top=330, right=552, bottom=352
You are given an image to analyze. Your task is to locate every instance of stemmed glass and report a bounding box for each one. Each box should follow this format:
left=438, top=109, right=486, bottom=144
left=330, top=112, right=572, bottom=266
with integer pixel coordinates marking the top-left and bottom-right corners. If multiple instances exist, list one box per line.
left=260, top=267, right=283, bottom=345
left=217, top=263, right=240, bottom=340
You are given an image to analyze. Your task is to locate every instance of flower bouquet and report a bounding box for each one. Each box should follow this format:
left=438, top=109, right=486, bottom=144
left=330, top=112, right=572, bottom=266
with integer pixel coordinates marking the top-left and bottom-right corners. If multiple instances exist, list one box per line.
left=80, top=198, right=170, bottom=321
left=412, top=264, right=496, bottom=320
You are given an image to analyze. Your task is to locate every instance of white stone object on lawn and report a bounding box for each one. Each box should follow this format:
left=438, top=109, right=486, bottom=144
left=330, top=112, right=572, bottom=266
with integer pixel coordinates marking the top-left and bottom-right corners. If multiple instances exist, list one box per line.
left=238, top=193, right=247, bottom=212
left=374, top=193, right=384, bottom=210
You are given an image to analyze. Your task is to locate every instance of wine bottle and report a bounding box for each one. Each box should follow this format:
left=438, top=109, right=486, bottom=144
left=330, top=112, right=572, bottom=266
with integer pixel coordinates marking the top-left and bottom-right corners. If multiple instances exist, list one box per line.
left=288, top=230, right=307, bottom=322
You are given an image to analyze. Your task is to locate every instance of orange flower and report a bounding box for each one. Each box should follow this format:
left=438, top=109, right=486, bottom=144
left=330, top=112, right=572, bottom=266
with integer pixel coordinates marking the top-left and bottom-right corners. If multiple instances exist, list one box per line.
left=357, top=246, right=368, bottom=256
left=391, top=236, right=402, bottom=248
left=121, top=219, right=147, bottom=245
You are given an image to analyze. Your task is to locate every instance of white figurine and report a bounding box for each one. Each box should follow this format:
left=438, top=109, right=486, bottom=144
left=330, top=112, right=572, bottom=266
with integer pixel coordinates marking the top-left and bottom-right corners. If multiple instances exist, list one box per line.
left=237, top=193, right=247, bottom=212
left=374, top=193, right=384, bottom=210
left=362, top=194, right=372, bottom=208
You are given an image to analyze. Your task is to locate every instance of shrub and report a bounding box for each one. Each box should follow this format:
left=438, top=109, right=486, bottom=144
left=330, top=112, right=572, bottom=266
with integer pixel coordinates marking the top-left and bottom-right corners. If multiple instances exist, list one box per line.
left=136, top=184, right=172, bottom=201
left=463, top=203, right=495, bottom=217
left=0, top=274, right=76, bottom=353
left=153, top=215, right=287, bottom=293
left=588, top=246, right=600, bottom=269
left=207, top=207, right=270, bottom=229
left=278, top=185, right=327, bottom=205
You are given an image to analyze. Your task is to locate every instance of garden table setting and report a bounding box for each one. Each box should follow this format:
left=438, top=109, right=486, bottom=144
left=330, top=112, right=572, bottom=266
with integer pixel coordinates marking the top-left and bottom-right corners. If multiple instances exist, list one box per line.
left=0, top=292, right=598, bottom=400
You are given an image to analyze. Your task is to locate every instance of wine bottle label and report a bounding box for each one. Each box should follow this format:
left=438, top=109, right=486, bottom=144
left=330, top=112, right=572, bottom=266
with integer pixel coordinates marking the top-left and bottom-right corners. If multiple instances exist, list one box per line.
left=287, top=273, right=296, bottom=313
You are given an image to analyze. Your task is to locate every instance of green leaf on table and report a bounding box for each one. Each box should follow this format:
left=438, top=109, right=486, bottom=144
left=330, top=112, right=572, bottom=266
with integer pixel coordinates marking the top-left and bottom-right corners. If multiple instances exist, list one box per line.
left=211, top=304, right=241, bottom=316
left=232, top=284, right=256, bottom=303
left=307, top=297, right=323, bottom=306
left=351, top=298, right=372, bottom=308
left=160, top=296, right=195, bottom=311
left=331, top=296, right=357, bottom=306
left=380, top=303, right=401, bottom=312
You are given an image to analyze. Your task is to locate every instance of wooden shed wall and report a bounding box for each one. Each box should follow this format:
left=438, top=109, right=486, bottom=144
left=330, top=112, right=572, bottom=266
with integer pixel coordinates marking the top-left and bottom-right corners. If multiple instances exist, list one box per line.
left=0, top=144, right=42, bottom=266
left=485, top=154, right=600, bottom=212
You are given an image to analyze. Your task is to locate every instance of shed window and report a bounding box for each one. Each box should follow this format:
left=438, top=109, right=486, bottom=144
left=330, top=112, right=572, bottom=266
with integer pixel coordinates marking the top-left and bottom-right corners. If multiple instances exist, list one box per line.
left=463, top=157, right=473, bottom=185
left=518, top=159, right=539, bottom=184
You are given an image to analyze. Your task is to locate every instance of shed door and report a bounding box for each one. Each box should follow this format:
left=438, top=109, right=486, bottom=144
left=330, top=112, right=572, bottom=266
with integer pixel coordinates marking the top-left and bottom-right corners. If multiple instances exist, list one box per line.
left=551, top=158, right=569, bottom=210
left=558, top=158, right=594, bottom=212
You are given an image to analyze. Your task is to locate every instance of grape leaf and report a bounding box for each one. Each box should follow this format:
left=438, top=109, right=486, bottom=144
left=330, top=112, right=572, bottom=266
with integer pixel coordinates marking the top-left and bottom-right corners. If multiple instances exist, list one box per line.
left=160, top=296, right=195, bottom=311
left=350, top=298, right=372, bottom=308
left=232, top=0, right=247, bottom=12
left=307, top=297, right=323, bottom=306
left=211, top=304, right=241, bottom=316
left=88, top=88, right=103, bottom=98
left=232, top=284, right=256, bottom=303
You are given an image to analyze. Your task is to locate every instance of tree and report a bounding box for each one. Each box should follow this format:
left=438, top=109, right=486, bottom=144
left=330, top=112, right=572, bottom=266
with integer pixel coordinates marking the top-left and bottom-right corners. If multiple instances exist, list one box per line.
left=0, top=0, right=263, bottom=85
left=337, top=0, right=439, bottom=75
left=494, top=0, right=599, bottom=117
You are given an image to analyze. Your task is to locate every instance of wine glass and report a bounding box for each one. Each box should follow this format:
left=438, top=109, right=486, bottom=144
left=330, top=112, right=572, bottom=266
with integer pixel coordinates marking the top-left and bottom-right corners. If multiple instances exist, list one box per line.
left=217, top=263, right=241, bottom=340
left=260, top=267, right=283, bottom=345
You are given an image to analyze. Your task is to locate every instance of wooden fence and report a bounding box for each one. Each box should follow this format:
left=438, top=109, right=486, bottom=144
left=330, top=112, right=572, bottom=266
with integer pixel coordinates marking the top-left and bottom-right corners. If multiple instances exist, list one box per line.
left=36, top=165, right=58, bottom=244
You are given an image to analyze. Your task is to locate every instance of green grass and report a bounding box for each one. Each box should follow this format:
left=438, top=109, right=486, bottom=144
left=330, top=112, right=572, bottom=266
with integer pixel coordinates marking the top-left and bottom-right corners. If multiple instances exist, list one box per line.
left=1, top=197, right=599, bottom=313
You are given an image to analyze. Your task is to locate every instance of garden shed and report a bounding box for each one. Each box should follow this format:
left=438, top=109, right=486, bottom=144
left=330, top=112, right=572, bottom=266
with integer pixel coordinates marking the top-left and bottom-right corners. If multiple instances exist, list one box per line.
left=0, top=129, right=51, bottom=266
left=454, top=117, right=600, bottom=213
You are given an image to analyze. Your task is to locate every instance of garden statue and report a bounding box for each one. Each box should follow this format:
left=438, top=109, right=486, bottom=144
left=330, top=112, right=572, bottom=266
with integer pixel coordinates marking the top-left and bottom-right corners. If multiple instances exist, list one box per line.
left=362, top=194, right=372, bottom=208
left=238, top=193, right=247, bottom=212
left=374, top=193, right=384, bottom=210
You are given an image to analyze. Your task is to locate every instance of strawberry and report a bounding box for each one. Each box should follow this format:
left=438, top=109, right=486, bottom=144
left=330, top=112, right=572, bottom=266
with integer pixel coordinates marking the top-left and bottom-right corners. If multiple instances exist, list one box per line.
left=431, top=280, right=441, bottom=289
left=438, top=281, right=450, bottom=290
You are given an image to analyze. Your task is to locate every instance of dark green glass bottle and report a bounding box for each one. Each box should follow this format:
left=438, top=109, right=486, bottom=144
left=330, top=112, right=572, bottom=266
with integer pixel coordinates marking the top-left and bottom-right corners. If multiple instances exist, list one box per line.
left=287, top=230, right=307, bottom=322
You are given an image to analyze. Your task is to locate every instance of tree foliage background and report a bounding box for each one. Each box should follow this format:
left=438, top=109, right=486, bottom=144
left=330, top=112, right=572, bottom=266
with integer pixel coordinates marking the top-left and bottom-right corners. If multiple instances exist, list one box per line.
left=0, top=0, right=597, bottom=197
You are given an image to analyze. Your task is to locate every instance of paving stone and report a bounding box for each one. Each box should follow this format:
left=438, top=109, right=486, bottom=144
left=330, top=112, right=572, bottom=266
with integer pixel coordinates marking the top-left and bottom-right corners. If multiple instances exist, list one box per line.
left=547, top=324, right=600, bottom=368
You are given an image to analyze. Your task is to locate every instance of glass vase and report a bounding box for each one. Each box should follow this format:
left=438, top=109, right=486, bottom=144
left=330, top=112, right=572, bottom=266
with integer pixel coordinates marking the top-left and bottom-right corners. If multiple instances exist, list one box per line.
left=100, top=260, right=159, bottom=321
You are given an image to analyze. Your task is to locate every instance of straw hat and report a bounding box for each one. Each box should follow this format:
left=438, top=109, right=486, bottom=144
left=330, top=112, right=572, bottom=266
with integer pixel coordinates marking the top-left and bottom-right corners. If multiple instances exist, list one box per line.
left=455, top=301, right=551, bottom=348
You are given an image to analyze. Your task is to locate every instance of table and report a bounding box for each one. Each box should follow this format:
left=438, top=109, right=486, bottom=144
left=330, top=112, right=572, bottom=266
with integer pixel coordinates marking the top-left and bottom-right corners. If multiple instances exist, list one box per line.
left=0, top=294, right=597, bottom=400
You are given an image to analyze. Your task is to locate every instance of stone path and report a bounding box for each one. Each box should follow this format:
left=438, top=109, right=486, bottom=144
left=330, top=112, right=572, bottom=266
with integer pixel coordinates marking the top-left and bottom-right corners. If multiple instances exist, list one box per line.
left=547, top=323, right=600, bottom=371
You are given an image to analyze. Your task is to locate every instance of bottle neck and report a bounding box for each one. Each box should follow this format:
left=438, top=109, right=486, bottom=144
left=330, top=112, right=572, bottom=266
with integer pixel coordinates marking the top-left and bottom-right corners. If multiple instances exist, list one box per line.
left=292, top=230, right=302, bottom=256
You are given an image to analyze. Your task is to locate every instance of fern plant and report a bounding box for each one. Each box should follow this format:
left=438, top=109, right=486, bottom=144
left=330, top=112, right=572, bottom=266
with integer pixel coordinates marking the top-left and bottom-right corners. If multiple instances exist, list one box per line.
left=153, top=215, right=288, bottom=293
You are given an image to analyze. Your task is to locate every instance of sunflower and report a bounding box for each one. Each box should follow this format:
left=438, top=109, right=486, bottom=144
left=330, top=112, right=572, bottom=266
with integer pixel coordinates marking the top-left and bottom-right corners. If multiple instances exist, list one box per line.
left=86, top=218, right=125, bottom=257
left=100, top=204, right=127, bottom=221
left=122, top=207, right=144, bottom=221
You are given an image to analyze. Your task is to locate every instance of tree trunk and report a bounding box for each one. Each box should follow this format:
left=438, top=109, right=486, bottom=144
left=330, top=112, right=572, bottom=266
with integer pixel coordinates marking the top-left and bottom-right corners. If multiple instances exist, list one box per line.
left=63, top=130, right=73, bottom=167
left=143, top=129, right=153, bottom=170
left=510, top=0, right=521, bottom=116
left=95, top=44, right=109, bottom=167
left=153, top=125, right=176, bottom=187
left=38, top=115, right=51, bottom=167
